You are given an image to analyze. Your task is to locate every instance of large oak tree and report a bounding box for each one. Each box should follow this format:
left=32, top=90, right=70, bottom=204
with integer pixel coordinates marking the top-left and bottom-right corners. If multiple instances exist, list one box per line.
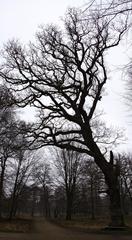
left=0, top=2, right=131, bottom=227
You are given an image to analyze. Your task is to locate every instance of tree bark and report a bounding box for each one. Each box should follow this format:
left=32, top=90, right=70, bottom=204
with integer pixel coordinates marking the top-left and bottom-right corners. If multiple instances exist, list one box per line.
left=93, top=153, right=124, bottom=227
left=9, top=194, right=18, bottom=220
left=0, top=157, right=7, bottom=218
left=83, top=126, right=125, bottom=227
left=90, top=179, right=95, bottom=220
left=105, top=167, right=125, bottom=227
left=66, top=195, right=73, bottom=220
left=0, top=167, right=4, bottom=218
left=9, top=163, right=21, bottom=219
left=109, top=188, right=124, bottom=227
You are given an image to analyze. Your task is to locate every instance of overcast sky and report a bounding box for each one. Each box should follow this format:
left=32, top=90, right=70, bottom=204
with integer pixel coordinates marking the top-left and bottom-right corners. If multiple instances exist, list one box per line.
left=0, top=0, right=131, bottom=152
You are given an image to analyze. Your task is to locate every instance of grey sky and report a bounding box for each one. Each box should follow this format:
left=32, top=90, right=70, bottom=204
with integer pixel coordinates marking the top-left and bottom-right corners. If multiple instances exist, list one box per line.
left=0, top=0, right=131, bottom=152
left=0, top=0, right=86, bottom=44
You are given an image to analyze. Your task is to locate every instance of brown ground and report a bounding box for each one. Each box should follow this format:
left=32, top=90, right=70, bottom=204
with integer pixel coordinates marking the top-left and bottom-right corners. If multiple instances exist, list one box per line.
left=0, top=219, right=132, bottom=240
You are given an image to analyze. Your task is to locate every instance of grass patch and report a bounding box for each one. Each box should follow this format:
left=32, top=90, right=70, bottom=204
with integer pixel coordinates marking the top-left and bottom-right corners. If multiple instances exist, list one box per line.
left=54, top=217, right=109, bottom=226
left=0, top=218, right=33, bottom=233
left=50, top=216, right=132, bottom=234
left=50, top=217, right=109, bottom=232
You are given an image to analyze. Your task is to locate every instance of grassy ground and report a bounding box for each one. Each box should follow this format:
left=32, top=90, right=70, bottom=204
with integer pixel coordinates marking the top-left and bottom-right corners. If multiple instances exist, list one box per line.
left=52, top=218, right=107, bottom=230
left=0, top=219, right=132, bottom=240
left=51, top=216, right=108, bottom=226
left=50, top=216, right=132, bottom=233
left=0, top=218, right=33, bottom=233
left=126, top=216, right=132, bottom=227
left=0, top=216, right=132, bottom=234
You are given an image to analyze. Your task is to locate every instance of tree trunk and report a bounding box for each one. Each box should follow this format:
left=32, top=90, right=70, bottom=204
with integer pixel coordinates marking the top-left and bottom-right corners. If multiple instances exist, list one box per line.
left=9, top=196, right=17, bottom=220
left=95, top=157, right=125, bottom=227
left=83, top=127, right=125, bottom=227
left=90, top=179, right=95, bottom=220
left=9, top=183, right=18, bottom=220
left=9, top=154, right=22, bottom=220
left=43, top=186, right=50, bottom=218
left=95, top=150, right=125, bottom=227
left=105, top=167, right=125, bottom=227
left=109, top=189, right=124, bottom=227
left=0, top=167, right=4, bottom=218
left=66, top=196, right=73, bottom=220
left=0, top=157, right=7, bottom=218
left=31, top=190, right=35, bottom=217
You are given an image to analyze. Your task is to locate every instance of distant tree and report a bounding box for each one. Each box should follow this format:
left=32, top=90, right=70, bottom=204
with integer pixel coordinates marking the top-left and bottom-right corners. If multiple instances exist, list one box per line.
left=54, top=148, right=82, bottom=220
left=54, top=185, right=66, bottom=218
left=0, top=85, right=16, bottom=218
left=81, top=158, right=104, bottom=219
left=0, top=2, right=130, bottom=227
left=32, top=161, right=52, bottom=218
left=8, top=125, right=34, bottom=220
left=28, top=184, right=41, bottom=217
left=116, top=153, right=132, bottom=214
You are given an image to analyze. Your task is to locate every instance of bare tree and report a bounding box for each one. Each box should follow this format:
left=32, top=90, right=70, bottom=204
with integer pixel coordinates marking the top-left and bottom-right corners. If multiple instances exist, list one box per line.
left=8, top=124, right=35, bottom=220
left=53, top=185, right=66, bottom=218
left=8, top=149, right=35, bottom=219
left=32, top=161, right=52, bottom=218
left=83, top=0, right=132, bottom=16
left=116, top=153, right=132, bottom=214
left=0, top=2, right=130, bottom=227
left=54, top=148, right=82, bottom=220
left=0, top=85, right=17, bottom=218
left=81, top=158, right=104, bottom=220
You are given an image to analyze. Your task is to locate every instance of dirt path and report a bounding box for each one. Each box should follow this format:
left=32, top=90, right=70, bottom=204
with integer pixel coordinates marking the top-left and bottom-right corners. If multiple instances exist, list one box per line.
left=0, top=220, right=132, bottom=240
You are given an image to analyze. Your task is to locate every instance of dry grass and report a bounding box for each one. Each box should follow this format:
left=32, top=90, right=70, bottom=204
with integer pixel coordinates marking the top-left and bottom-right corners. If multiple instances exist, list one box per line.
left=0, top=218, right=33, bottom=233
left=51, top=216, right=132, bottom=232
left=126, top=216, right=132, bottom=228
left=50, top=217, right=109, bottom=231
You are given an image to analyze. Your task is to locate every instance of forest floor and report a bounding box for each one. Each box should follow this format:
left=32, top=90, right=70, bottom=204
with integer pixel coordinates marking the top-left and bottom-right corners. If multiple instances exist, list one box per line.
left=0, top=218, right=32, bottom=233
left=0, top=218, right=132, bottom=240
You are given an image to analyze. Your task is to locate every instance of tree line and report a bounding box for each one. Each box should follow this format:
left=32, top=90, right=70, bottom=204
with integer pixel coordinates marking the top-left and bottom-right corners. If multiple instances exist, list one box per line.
left=0, top=88, right=132, bottom=221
